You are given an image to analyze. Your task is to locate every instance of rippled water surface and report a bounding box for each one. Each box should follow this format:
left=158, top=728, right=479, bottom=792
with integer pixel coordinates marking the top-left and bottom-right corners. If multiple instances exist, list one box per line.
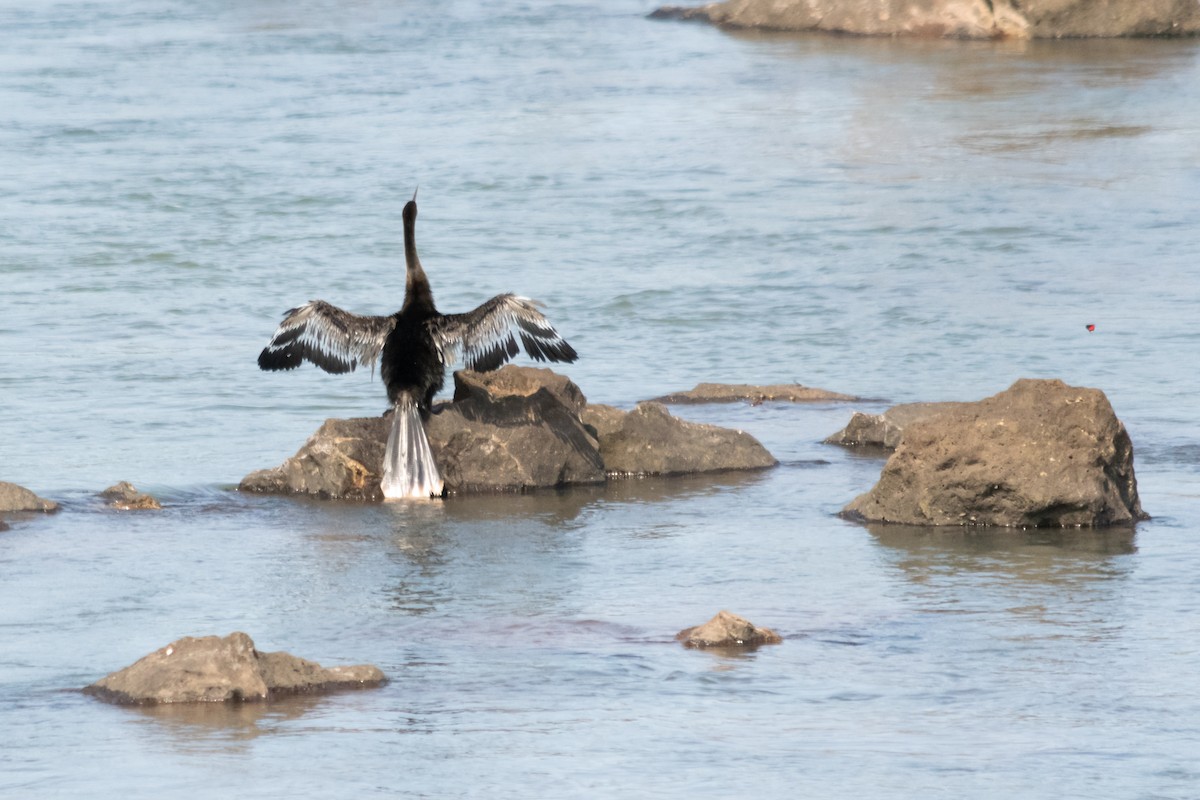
left=3, top=2, right=1200, bottom=798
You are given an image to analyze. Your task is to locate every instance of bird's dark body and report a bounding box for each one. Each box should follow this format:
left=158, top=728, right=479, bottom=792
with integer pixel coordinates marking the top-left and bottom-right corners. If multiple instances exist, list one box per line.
left=381, top=309, right=443, bottom=413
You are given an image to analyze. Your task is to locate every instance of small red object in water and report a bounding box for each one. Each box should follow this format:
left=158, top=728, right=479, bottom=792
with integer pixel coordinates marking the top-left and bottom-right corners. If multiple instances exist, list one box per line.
left=1086, top=324, right=1095, bottom=332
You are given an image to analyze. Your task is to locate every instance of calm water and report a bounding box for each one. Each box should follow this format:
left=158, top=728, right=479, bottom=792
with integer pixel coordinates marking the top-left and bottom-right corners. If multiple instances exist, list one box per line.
left=3, top=1, right=1200, bottom=797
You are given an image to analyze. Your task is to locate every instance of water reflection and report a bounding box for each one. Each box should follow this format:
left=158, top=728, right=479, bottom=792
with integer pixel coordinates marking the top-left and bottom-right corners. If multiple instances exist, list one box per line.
left=737, top=30, right=1200, bottom=91
left=866, top=523, right=1136, bottom=628
left=127, top=694, right=333, bottom=752
left=867, top=523, right=1136, bottom=584
left=428, top=468, right=772, bottom=524
left=726, top=30, right=1200, bottom=175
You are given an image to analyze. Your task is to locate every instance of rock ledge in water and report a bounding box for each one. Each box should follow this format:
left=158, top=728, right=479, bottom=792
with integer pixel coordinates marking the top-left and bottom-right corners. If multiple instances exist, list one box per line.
left=241, top=367, right=776, bottom=500
left=83, top=632, right=385, bottom=705
left=650, top=382, right=857, bottom=404
left=676, top=610, right=783, bottom=649
left=583, top=402, right=776, bottom=477
left=651, top=0, right=1200, bottom=39
left=0, top=482, right=58, bottom=515
left=842, top=379, right=1147, bottom=528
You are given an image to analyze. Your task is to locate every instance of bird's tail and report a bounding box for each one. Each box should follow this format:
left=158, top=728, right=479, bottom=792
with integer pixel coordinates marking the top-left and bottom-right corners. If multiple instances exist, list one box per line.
left=381, top=397, right=444, bottom=500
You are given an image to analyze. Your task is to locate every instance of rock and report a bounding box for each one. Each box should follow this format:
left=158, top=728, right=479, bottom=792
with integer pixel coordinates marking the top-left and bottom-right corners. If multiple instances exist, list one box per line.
left=83, top=632, right=385, bottom=705
left=842, top=379, right=1147, bottom=527
left=241, top=367, right=605, bottom=499
left=676, top=610, right=783, bottom=649
left=579, top=403, right=628, bottom=442
left=100, top=481, right=162, bottom=510
left=825, top=402, right=971, bottom=451
left=584, top=402, right=777, bottom=477
left=240, top=416, right=390, bottom=501
left=650, top=382, right=857, bottom=404
left=426, top=378, right=606, bottom=494
left=453, top=365, right=587, bottom=416
left=0, top=482, right=58, bottom=514
left=243, top=368, right=780, bottom=499
left=1018, top=0, right=1200, bottom=37
left=651, top=0, right=1200, bottom=39
left=255, top=650, right=385, bottom=696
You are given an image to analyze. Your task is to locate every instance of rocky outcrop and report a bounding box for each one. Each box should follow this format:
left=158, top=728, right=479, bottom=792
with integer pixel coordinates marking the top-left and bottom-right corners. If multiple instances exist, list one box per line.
left=100, top=482, right=162, bottom=510
left=427, top=373, right=606, bottom=494
left=676, top=610, right=783, bottom=649
left=83, top=632, right=385, bottom=705
left=842, top=379, right=1147, bottom=528
left=240, top=367, right=776, bottom=500
left=0, top=482, right=58, bottom=515
left=453, top=365, right=587, bottom=415
left=584, top=402, right=776, bottom=477
left=651, top=0, right=1200, bottom=39
left=650, top=382, right=857, bottom=404
left=241, top=416, right=390, bottom=501
left=240, top=368, right=604, bottom=499
left=825, top=402, right=971, bottom=451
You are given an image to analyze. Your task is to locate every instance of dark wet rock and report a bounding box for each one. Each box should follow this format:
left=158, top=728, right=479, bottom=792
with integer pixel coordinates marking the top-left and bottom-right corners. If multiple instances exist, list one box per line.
left=825, top=402, right=971, bottom=451
left=650, top=382, right=857, bottom=404
left=240, top=366, right=604, bottom=499
left=452, top=365, right=587, bottom=416
left=426, top=376, right=606, bottom=494
left=242, top=367, right=779, bottom=500
left=579, top=403, right=627, bottom=442
left=255, top=650, right=385, bottom=696
left=676, top=610, right=783, bottom=649
left=100, top=481, right=162, bottom=510
left=0, top=482, right=58, bottom=514
left=240, top=416, right=389, bottom=501
left=842, top=379, right=1147, bottom=528
left=651, top=0, right=1200, bottom=39
left=83, top=632, right=385, bottom=705
left=584, top=402, right=777, bottom=477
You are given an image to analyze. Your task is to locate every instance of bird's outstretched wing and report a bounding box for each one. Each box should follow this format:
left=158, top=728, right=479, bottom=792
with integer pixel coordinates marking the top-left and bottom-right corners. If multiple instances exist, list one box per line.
left=258, top=300, right=396, bottom=375
left=430, top=293, right=578, bottom=373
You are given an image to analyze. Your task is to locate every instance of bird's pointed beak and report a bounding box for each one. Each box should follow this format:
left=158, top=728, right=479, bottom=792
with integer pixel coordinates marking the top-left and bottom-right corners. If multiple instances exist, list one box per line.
left=412, top=186, right=419, bottom=202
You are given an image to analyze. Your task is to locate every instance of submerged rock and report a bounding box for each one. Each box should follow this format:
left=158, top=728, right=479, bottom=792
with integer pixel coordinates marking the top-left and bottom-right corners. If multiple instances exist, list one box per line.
left=842, top=379, right=1147, bottom=528
left=83, top=632, right=385, bottom=705
left=0, top=482, right=58, bottom=514
left=100, top=481, right=162, bottom=510
left=584, top=402, right=776, bottom=477
left=676, top=610, right=783, bottom=649
left=651, top=0, right=1200, bottom=39
left=650, top=382, right=857, bottom=404
left=242, top=367, right=777, bottom=500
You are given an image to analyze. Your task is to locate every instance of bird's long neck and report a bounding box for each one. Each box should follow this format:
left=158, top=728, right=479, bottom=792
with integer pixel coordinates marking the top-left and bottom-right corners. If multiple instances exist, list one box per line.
left=402, top=211, right=436, bottom=314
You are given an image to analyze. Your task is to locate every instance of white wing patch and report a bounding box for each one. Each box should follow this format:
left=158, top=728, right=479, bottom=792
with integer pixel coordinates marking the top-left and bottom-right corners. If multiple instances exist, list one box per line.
left=430, top=293, right=578, bottom=373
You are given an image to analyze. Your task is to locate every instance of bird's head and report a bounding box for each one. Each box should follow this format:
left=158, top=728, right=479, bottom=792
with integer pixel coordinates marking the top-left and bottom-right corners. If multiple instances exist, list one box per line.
left=403, top=187, right=419, bottom=223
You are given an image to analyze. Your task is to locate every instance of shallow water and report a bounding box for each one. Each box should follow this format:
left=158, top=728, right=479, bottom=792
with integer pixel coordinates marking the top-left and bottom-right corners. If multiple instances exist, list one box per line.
left=2, top=2, right=1200, bottom=798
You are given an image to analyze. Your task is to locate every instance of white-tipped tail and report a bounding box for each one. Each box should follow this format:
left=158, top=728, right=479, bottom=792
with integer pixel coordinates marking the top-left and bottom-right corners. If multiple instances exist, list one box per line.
left=381, top=397, right=444, bottom=500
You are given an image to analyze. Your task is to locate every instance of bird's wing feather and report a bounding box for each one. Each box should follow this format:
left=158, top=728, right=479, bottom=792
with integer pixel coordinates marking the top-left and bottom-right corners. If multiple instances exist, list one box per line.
left=258, top=300, right=395, bottom=375
left=430, top=293, right=577, bottom=373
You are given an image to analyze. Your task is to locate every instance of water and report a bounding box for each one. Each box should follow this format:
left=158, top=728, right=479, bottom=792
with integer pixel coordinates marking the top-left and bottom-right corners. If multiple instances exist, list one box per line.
left=3, top=1, right=1200, bottom=797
